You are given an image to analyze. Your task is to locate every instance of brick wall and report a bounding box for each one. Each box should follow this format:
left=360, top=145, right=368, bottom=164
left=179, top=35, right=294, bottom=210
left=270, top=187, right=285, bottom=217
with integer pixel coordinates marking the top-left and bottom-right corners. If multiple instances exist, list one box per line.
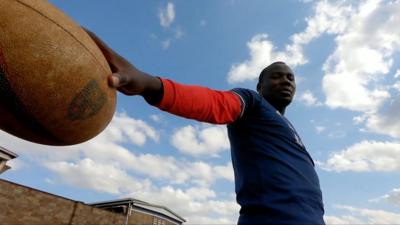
left=0, top=179, right=181, bottom=225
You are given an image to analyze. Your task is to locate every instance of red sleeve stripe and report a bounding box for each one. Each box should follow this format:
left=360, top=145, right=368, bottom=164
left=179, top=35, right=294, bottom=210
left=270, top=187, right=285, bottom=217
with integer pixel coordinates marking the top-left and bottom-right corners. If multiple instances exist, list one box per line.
left=156, top=78, right=242, bottom=124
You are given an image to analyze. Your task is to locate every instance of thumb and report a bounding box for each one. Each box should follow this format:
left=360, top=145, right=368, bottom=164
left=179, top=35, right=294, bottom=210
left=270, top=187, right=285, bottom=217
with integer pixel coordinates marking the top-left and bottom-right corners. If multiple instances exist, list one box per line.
left=108, top=73, right=121, bottom=88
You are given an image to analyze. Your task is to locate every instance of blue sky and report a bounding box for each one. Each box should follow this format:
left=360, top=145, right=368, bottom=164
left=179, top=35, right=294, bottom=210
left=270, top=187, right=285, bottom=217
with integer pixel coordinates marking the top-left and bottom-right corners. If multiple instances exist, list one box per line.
left=2, top=0, right=400, bottom=224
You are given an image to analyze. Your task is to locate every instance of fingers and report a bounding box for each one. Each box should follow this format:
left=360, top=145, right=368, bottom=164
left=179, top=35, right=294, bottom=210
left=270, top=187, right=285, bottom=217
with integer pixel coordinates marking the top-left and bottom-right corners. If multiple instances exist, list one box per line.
left=108, top=73, right=129, bottom=88
left=82, top=27, right=121, bottom=71
left=82, top=28, right=142, bottom=96
left=107, top=74, right=119, bottom=88
left=90, top=34, right=115, bottom=61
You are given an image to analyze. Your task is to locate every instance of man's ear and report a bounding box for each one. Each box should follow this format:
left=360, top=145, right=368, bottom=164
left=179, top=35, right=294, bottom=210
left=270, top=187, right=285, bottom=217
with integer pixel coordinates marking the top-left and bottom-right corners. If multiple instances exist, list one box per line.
left=257, top=82, right=261, bottom=93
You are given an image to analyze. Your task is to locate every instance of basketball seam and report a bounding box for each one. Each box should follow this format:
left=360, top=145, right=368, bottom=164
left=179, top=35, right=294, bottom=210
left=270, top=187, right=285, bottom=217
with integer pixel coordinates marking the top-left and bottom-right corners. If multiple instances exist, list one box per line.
left=14, top=0, right=110, bottom=74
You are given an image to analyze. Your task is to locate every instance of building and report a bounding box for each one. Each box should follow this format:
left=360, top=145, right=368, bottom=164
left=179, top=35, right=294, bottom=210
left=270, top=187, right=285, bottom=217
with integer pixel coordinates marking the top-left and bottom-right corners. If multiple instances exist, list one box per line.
left=0, top=146, right=18, bottom=174
left=0, top=179, right=186, bottom=225
left=0, top=178, right=185, bottom=225
left=0, top=146, right=185, bottom=225
left=90, top=198, right=186, bottom=225
left=0, top=147, right=186, bottom=225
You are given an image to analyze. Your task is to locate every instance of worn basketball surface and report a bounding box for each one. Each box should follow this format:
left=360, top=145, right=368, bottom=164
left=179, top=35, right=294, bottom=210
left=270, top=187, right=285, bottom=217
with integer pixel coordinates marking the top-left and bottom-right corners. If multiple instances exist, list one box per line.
left=0, top=0, right=116, bottom=145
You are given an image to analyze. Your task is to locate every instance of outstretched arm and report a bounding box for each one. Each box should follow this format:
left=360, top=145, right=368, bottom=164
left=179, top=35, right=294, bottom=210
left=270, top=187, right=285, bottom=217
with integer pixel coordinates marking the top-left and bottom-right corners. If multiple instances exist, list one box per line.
left=86, top=30, right=242, bottom=124
left=85, top=29, right=163, bottom=105
left=156, top=78, right=242, bottom=124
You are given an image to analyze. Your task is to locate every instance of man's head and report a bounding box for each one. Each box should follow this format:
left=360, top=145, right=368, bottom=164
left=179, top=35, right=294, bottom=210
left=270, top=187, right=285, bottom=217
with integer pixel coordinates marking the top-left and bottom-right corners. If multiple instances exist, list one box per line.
left=257, top=62, right=296, bottom=114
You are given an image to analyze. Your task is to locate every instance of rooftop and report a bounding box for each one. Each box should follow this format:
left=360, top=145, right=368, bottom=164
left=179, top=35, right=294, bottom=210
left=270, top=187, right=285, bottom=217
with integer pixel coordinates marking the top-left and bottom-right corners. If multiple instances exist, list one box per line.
left=89, top=198, right=186, bottom=224
left=0, top=146, right=18, bottom=160
left=0, top=146, right=18, bottom=174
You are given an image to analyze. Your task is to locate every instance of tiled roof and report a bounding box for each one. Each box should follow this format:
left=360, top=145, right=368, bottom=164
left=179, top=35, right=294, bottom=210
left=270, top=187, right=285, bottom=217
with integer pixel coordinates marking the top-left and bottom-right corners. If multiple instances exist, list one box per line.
left=89, top=198, right=186, bottom=223
left=0, top=146, right=18, bottom=160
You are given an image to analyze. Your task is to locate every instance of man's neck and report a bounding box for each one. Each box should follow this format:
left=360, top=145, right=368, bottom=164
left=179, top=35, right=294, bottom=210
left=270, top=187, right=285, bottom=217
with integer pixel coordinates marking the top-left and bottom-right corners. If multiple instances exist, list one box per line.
left=277, top=108, right=286, bottom=115
left=267, top=100, right=286, bottom=115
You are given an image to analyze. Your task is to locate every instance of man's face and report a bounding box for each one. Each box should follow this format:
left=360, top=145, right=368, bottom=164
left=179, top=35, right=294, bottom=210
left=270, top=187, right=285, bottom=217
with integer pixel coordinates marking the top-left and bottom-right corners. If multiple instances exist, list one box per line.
left=257, top=63, right=296, bottom=109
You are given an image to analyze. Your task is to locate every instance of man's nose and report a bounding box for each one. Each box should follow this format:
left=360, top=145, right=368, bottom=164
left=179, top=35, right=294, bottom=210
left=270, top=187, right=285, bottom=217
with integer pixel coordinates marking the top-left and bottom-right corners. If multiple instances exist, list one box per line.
left=281, top=77, right=293, bottom=86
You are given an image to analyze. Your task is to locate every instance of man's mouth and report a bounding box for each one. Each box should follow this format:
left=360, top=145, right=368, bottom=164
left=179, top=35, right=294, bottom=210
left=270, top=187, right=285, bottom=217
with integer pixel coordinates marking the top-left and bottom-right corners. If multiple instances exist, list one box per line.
left=280, top=89, right=292, bottom=96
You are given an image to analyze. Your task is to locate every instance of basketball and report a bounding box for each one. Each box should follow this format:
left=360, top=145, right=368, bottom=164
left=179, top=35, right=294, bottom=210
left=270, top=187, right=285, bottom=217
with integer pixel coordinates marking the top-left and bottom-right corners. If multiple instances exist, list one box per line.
left=0, top=0, right=116, bottom=145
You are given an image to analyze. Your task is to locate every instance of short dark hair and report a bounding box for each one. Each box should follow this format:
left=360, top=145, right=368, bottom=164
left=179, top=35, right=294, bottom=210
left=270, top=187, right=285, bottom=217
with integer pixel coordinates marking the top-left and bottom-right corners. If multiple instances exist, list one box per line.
left=258, top=61, right=287, bottom=84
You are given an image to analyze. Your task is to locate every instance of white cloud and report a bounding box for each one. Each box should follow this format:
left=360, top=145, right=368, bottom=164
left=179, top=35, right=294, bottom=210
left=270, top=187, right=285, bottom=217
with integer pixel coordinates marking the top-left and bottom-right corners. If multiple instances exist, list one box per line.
left=6, top=158, right=24, bottom=171
left=0, top=130, right=81, bottom=162
left=291, top=0, right=350, bottom=43
left=157, top=4, right=183, bottom=50
left=331, top=205, right=400, bottom=224
left=227, top=34, right=306, bottom=83
left=227, top=0, right=400, bottom=119
left=371, top=188, right=400, bottom=206
left=162, top=39, right=172, bottom=50
left=185, top=187, right=216, bottom=201
left=159, top=2, right=175, bottom=28
left=0, top=116, right=157, bottom=162
left=110, top=153, right=231, bottom=187
left=322, top=0, right=400, bottom=112
left=214, top=162, right=235, bottom=182
left=195, top=162, right=234, bottom=186
left=181, top=161, right=234, bottom=187
left=0, top=113, right=233, bottom=187
left=365, top=96, right=400, bottom=138
left=319, top=140, right=400, bottom=172
left=325, top=204, right=400, bottom=224
left=227, top=34, right=290, bottom=83
left=227, top=0, right=351, bottom=83
left=44, top=159, right=239, bottom=224
left=393, top=81, right=400, bottom=91
left=353, top=114, right=368, bottom=124
left=2, top=114, right=233, bottom=187
left=395, top=69, right=400, bottom=78
left=149, top=114, right=163, bottom=122
left=174, top=27, right=184, bottom=39
left=324, top=215, right=363, bottom=225
left=2, top=111, right=237, bottom=223
left=298, top=90, right=323, bottom=106
left=130, top=186, right=239, bottom=225
left=171, top=125, right=230, bottom=157
left=327, top=130, right=346, bottom=139
left=80, top=141, right=233, bottom=187
left=299, top=0, right=314, bottom=3
left=315, top=126, right=326, bottom=134
left=102, top=113, right=159, bottom=146
left=45, top=142, right=232, bottom=191
left=46, top=158, right=151, bottom=195
left=186, top=215, right=237, bottom=225
left=127, top=154, right=189, bottom=183
left=185, top=161, right=218, bottom=187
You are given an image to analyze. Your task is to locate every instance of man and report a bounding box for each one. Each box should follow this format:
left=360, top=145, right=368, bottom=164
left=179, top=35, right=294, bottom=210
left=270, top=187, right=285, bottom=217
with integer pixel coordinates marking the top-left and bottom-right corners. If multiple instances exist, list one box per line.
left=87, top=30, right=325, bottom=225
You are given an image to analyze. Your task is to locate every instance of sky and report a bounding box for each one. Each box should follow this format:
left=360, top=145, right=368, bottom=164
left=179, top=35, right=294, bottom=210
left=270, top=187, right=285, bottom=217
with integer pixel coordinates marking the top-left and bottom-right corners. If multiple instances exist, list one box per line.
left=2, top=0, right=400, bottom=224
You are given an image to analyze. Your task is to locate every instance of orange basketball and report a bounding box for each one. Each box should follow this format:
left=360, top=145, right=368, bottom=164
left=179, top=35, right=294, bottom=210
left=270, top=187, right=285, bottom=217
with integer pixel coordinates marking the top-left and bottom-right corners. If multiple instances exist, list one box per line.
left=0, top=0, right=116, bottom=145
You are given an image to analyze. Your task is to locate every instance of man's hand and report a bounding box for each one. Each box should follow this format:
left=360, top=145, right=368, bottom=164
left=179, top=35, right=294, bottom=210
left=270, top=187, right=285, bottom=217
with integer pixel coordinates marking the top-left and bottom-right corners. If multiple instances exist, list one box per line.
left=84, top=29, right=163, bottom=104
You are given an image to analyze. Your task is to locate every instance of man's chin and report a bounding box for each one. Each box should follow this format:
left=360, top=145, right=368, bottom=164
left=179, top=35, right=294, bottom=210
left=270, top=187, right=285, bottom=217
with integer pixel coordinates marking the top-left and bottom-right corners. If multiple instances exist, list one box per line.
left=264, top=95, right=293, bottom=109
left=279, top=97, right=293, bottom=107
